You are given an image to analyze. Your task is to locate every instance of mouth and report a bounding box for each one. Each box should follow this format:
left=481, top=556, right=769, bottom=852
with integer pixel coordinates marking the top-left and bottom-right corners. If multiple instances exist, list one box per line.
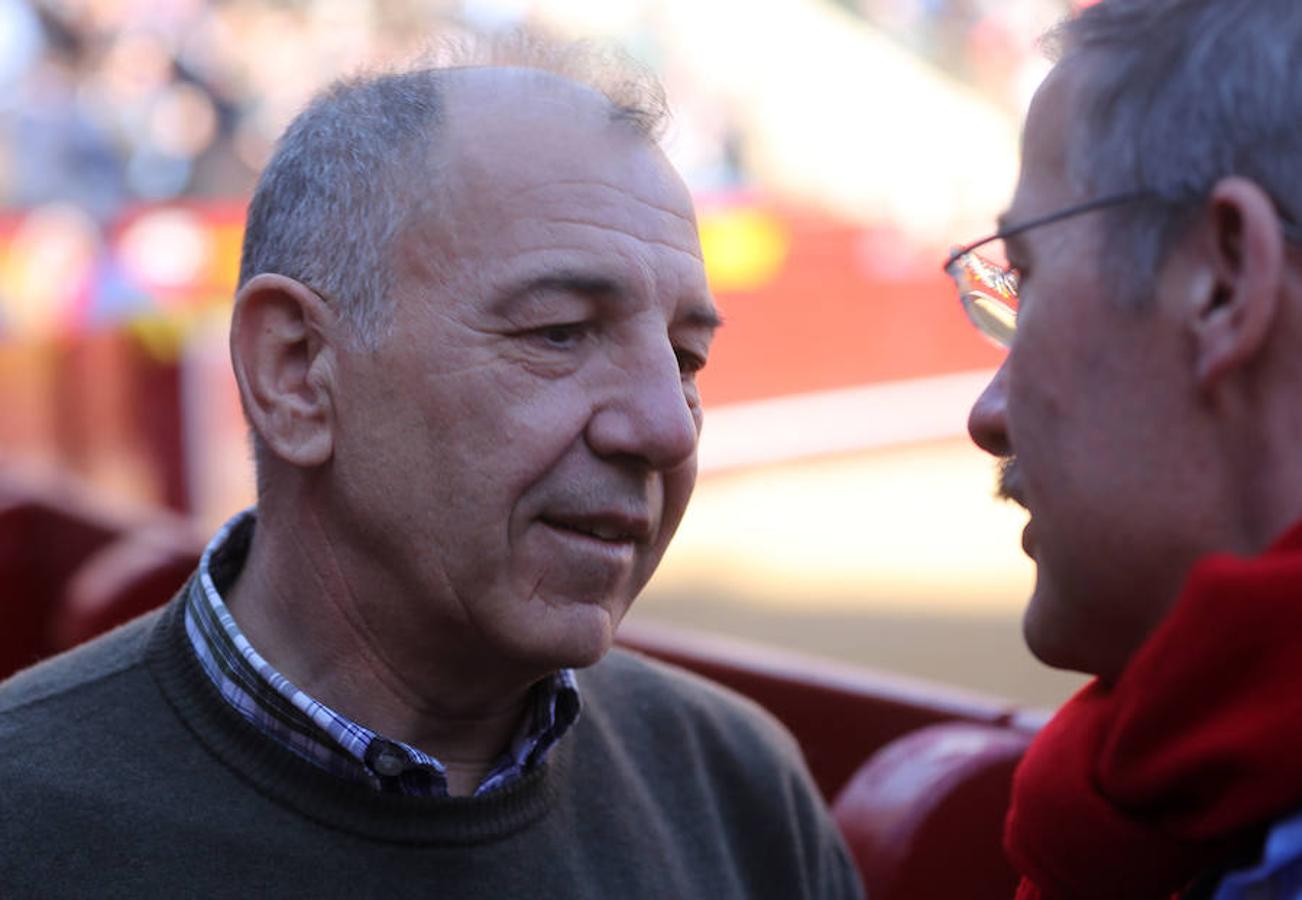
left=1021, top=521, right=1037, bottom=559
left=539, top=513, right=652, bottom=546
left=998, top=458, right=1036, bottom=559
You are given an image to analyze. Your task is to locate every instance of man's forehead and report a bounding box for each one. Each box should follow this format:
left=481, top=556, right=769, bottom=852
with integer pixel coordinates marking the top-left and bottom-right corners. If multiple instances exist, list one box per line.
left=414, top=73, right=695, bottom=242
left=432, top=73, right=678, bottom=204
left=1004, top=61, right=1089, bottom=227
left=393, top=68, right=704, bottom=305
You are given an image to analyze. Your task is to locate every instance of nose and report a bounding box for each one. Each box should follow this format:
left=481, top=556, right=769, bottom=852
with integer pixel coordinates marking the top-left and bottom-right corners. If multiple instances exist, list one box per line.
left=585, top=343, right=700, bottom=471
left=967, top=361, right=1012, bottom=457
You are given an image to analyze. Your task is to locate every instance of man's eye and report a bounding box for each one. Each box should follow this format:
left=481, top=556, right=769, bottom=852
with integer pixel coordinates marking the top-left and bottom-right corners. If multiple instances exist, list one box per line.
left=534, top=323, right=589, bottom=348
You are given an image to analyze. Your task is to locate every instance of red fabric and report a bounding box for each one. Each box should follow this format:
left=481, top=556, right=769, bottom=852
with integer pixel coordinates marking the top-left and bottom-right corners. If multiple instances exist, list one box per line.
left=1005, top=522, right=1302, bottom=900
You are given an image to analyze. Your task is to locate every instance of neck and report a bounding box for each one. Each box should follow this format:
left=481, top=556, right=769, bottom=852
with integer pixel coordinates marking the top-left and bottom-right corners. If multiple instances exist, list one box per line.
left=224, top=505, right=538, bottom=792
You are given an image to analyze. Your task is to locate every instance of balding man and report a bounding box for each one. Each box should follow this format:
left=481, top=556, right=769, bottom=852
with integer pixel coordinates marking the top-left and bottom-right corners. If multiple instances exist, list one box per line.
left=0, top=43, right=862, bottom=899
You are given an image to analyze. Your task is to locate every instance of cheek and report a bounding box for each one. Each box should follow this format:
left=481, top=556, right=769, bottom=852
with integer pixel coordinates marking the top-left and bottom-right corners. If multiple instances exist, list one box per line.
left=459, top=374, right=594, bottom=471
left=1003, top=337, right=1079, bottom=514
left=1005, top=297, right=1081, bottom=429
left=657, top=462, right=698, bottom=543
left=1003, top=345, right=1050, bottom=447
left=510, top=392, right=597, bottom=468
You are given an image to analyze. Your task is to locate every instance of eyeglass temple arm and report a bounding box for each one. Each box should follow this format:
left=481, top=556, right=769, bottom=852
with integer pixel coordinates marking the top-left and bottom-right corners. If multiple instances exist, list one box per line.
left=942, top=191, right=1154, bottom=272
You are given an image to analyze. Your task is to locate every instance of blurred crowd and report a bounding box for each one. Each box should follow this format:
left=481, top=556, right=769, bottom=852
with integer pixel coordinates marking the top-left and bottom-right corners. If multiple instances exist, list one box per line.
left=0, top=0, right=467, bottom=221
left=1, top=0, right=1080, bottom=221
left=849, top=0, right=1078, bottom=111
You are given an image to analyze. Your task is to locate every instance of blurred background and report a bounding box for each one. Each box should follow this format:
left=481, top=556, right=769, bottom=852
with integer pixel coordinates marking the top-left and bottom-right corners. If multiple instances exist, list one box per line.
left=0, top=0, right=1098, bottom=706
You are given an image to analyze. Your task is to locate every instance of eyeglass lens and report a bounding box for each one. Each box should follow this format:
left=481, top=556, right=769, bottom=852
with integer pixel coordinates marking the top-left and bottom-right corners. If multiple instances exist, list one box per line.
left=946, top=246, right=1018, bottom=348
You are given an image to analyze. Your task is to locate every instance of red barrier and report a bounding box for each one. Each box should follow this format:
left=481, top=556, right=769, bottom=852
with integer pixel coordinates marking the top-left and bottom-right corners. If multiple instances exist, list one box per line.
left=617, top=620, right=1041, bottom=898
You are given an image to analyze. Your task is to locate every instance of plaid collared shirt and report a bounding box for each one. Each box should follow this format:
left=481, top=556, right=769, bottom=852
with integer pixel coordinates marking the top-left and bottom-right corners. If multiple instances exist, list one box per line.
left=183, top=509, right=581, bottom=797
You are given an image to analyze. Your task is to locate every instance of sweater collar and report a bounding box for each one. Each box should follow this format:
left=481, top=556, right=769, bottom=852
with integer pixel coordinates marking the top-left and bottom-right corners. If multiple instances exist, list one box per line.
left=150, top=585, right=564, bottom=845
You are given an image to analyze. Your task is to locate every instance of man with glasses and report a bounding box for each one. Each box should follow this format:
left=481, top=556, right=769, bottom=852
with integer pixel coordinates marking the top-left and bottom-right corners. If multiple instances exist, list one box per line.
left=950, top=0, right=1302, bottom=897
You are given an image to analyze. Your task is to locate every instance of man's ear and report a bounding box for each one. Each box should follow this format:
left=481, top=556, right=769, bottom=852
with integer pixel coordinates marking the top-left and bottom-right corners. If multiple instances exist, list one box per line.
left=1188, top=176, right=1286, bottom=388
left=230, top=274, right=338, bottom=469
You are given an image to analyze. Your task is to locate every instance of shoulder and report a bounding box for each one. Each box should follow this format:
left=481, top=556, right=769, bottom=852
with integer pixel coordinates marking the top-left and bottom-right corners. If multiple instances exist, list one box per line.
left=0, top=609, right=166, bottom=831
left=0, top=609, right=159, bottom=729
left=573, top=647, right=865, bottom=899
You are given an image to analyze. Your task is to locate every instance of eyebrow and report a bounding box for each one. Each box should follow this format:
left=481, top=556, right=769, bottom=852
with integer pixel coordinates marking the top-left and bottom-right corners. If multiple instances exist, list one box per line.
left=498, top=272, right=621, bottom=306
left=495, top=270, right=723, bottom=331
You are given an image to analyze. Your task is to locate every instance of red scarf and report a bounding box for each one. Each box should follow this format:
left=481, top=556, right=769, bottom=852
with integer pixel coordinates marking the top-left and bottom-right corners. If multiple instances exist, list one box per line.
left=1005, top=523, right=1302, bottom=900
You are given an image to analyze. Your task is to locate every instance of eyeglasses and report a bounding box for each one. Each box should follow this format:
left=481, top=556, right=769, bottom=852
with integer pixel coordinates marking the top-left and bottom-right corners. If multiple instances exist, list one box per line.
left=943, top=191, right=1150, bottom=348
left=945, top=190, right=1302, bottom=348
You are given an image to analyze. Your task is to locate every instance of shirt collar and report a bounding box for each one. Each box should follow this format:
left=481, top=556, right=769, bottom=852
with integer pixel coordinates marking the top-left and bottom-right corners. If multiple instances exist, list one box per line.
left=184, top=508, right=581, bottom=797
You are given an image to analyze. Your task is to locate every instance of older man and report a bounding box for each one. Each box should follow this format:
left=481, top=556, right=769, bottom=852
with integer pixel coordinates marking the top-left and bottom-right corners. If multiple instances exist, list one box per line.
left=950, top=0, right=1302, bottom=897
left=0, top=44, right=861, bottom=898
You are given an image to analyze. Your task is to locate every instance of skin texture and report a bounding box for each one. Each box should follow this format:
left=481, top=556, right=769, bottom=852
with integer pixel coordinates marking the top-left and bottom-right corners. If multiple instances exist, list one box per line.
left=227, top=70, right=719, bottom=793
left=966, top=59, right=1302, bottom=684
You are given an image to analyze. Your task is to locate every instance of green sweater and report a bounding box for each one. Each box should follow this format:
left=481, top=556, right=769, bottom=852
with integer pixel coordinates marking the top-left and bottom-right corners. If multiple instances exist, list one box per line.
left=0, top=597, right=863, bottom=899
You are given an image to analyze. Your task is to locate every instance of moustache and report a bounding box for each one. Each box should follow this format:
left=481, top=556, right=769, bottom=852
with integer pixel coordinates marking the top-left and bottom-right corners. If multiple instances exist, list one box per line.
left=996, top=457, right=1028, bottom=510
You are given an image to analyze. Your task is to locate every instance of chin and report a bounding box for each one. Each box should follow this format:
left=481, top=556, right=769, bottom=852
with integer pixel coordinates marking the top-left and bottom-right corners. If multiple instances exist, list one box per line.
left=1021, top=581, right=1095, bottom=677
left=1023, top=566, right=1145, bottom=683
left=508, top=601, right=625, bottom=672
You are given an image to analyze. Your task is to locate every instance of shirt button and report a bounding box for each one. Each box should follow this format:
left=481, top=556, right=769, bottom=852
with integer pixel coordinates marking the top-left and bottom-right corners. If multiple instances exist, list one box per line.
left=366, top=740, right=408, bottom=777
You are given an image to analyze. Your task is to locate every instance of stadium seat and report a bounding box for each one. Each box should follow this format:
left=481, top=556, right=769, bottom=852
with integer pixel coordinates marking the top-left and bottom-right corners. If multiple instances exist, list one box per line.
left=0, top=471, right=202, bottom=678
left=616, top=619, right=1028, bottom=798
left=831, top=720, right=1034, bottom=899
left=51, top=518, right=203, bottom=651
left=0, top=478, right=123, bottom=679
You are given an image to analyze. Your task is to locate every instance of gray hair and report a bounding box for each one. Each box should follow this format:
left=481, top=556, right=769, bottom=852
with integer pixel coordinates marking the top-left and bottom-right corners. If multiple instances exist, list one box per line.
left=237, top=33, right=669, bottom=346
left=1048, top=0, right=1302, bottom=302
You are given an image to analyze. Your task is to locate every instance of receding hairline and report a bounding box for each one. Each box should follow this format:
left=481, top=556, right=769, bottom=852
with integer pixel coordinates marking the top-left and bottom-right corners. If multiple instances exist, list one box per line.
left=352, top=62, right=674, bottom=261
left=386, top=64, right=686, bottom=286
left=429, top=63, right=666, bottom=147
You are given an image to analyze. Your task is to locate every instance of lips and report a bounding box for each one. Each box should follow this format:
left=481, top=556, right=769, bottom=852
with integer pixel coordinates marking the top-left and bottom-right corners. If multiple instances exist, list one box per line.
left=1021, top=521, right=1037, bottom=559
left=998, top=458, right=1036, bottom=558
left=540, top=513, right=652, bottom=544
